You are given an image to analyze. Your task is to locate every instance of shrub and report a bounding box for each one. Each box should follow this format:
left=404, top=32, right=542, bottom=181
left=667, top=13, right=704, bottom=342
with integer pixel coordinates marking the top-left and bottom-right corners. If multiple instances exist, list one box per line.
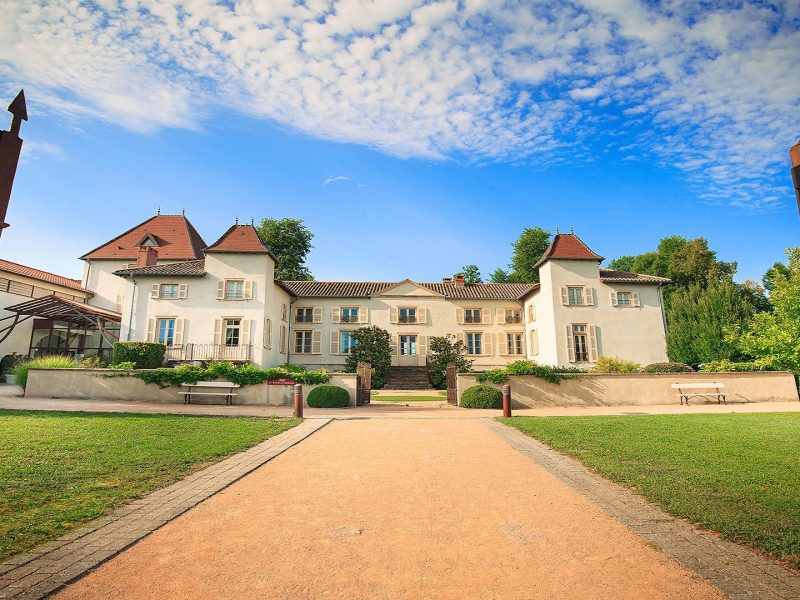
left=307, top=385, right=350, bottom=408
left=590, top=356, right=641, bottom=373
left=15, top=355, right=79, bottom=390
left=461, top=385, right=503, bottom=409
left=117, top=363, right=331, bottom=388
left=344, top=326, right=392, bottom=388
left=427, top=335, right=473, bottom=389
left=78, top=357, right=103, bottom=369
left=108, top=361, right=136, bottom=370
left=642, top=362, right=694, bottom=373
left=475, top=360, right=583, bottom=385
left=700, top=360, right=772, bottom=373
left=112, top=342, right=166, bottom=369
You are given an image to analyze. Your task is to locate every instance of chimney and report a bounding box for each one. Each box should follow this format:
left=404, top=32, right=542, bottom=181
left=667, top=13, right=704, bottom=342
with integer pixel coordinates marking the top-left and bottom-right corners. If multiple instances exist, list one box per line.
left=442, top=277, right=452, bottom=284
left=453, top=275, right=465, bottom=287
left=137, top=246, right=158, bottom=268
left=791, top=140, right=800, bottom=217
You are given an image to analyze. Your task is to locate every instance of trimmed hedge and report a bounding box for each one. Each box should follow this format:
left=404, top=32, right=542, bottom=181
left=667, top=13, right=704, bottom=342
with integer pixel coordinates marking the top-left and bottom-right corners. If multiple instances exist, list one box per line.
left=461, top=385, right=503, bottom=409
left=112, top=342, right=165, bottom=369
left=700, top=360, right=773, bottom=373
left=642, top=362, right=694, bottom=373
left=306, top=385, right=350, bottom=408
left=590, top=356, right=641, bottom=373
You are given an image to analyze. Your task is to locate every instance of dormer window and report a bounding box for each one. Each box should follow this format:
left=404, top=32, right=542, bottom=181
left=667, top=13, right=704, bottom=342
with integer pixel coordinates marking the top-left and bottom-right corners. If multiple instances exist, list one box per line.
left=136, top=233, right=160, bottom=248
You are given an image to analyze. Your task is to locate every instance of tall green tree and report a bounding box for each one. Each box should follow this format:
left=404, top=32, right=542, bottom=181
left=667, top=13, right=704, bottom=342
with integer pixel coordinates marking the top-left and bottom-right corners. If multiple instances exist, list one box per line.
left=344, top=326, right=392, bottom=389
left=427, top=335, right=473, bottom=389
left=457, top=265, right=482, bottom=284
left=508, top=227, right=551, bottom=283
left=666, top=278, right=754, bottom=365
left=607, top=255, right=637, bottom=272
left=763, top=261, right=790, bottom=292
left=489, top=268, right=509, bottom=283
left=730, top=248, right=800, bottom=374
left=256, top=218, right=314, bottom=281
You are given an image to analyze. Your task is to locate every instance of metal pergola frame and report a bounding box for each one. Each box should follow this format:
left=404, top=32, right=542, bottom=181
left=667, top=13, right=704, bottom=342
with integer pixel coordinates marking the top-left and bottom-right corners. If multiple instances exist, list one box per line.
left=0, top=296, right=122, bottom=347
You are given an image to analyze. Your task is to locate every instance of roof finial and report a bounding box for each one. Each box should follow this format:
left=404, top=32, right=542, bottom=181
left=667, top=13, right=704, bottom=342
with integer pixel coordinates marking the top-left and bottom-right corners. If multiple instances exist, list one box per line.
left=251, top=217, right=254, bottom=226
left=570, top=225, right=574, bottom=234
left=235, top=215, right=239, bottom=225
left=555, top=226, right=560, bottom=235
left=181, top=207, right=185, bottom=216
left=157, top=206, right=160, bottom=215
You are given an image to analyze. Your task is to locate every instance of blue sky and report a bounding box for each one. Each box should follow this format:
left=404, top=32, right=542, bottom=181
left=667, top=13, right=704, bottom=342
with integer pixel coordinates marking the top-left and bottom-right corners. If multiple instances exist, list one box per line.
left=1, top=0, right=798, bottom=284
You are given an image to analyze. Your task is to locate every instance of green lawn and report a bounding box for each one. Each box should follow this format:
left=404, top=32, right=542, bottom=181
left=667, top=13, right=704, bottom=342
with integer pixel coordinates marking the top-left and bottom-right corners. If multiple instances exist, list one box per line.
left=371, top=395, right=446, bottom=402
left=502, top=413, right=800, bottom=569
left=0, top=410, right=299, bottom=561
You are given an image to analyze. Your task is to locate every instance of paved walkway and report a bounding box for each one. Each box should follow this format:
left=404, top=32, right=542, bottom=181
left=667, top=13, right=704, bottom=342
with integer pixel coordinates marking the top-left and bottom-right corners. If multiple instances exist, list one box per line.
left=54, top=418, right=729, bottom=600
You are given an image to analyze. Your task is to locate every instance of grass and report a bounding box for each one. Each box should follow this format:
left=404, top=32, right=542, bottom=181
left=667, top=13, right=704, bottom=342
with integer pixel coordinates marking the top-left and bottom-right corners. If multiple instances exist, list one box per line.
left=372, top=395, right=446, bottom=402
left=0, top=410, right=299, bottom=561
left=502, top=413, right=800, bottom=569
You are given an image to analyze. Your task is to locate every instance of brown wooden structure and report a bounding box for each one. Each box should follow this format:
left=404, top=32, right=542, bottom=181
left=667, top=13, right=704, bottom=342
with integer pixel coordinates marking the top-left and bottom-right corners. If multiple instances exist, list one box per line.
left=446, top=362, right=458, bottom=404
left=356, top=362, right=372, bottom=405
left=0, top=90, right=26, bottom=236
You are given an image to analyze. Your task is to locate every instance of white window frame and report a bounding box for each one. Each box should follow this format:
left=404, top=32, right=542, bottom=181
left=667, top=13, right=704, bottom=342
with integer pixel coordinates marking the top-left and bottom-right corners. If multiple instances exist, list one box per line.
left=505, top=309, right=522, bottom=324
left=567, top=286, right=584, bottom=306
left=506, top=332, right=523, bottom=356
left=340, top=307, right=359, bottom=323
left=466, top=332, right=482, bottom=355
left=294, top=330, right=313, bottom=354
left=156, top=317, right=176, bottom=346
left=224, top=279, right=245, bottom=300
left=159, top=283, right=179, bottom=299
left=295, top=307, right=314, bottom=323
left=572, top=324, right=589, bottom=362
left=464, top=308, right=482, bottom=324
left=340, top=331, right=357, bottom=354
left=223, top=318, right=241, bottom=347
left=399, top=307, right=417, bottom=324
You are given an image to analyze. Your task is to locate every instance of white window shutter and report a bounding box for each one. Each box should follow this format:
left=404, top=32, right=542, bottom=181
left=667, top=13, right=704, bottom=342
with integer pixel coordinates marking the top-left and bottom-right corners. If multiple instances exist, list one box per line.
left=359, top=307, right=369, bottom=324
left=330, top=331, right=339, bottom=355
left=173, top=319, right=184, bottom=346
left=566, top=325, right=575, bottom=362
left=561, top=287, right=569, bottom=305
left=585, top=288, right=595, bottom=306
left=332, top=307, right=341, bottom=323
left=530, top=330, right=539, bottom=356
left=418, top=335, right=427, bottom=356
left=528, top=304, right=535, bottom=322
left=150, top=284, right=160, bottom=299
left=240, top=320, right=251, bottom=346
left=483, top=332, right=492, bottom=355
left=498, top=333, right=508, bottom=356
left=496, top=308, right=506, bottom=325
left=610, top=291, right=618, bottom=307
left=264, top=318, right=272, bottom=349
left=244, top=281, right=253, bottom=300
left=312, top=330, right=322, bottom=354
left=281, top=303, right=287, bottom=321
left=178, top=283, right=188, bottom=299
left=481, top=309, right=491, bottom=325
left=417, top=307, right=426, bottom=324
left=146, top=318, right=156, bottom=342
left=390, top=334, right=398, bottom=355
left=632, top=291, right=641, bottom=307
left=588, top=325, right=598, bottom=361
left=213, top=319, right=222, bottom=345
left=456, top=308, right=464, bottom=324
left=313, top=306, right=323, bottom=323
left=115, top=294, right=124, bottom=313
left=390, top=307, right=399, bottom=324
left=216, top=281, right=225, bottom=300
left=280, top=325, right=287, bottom=352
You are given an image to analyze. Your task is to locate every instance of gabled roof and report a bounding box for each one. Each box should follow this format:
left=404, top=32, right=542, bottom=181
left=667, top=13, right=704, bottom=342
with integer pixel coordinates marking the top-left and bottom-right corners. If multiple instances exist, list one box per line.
left=205, top=224, right=277, bottom=259
left=534, top=233, right=603, bottom=268
left=114, top=259, right=206, bottom=278
left=0, top=258, right=90, bottom=293
left=80, top=214, right=207, bottom=261
left=599, top=269, right=671, bottom=284
left=280, top=280, right=538, bottom=300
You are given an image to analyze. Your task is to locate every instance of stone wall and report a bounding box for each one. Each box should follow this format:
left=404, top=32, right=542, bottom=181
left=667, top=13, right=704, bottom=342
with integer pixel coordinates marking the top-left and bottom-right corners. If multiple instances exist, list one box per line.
left=24, top=368, right=358, bottom=407
left=456, top=371, right=798, bottom=408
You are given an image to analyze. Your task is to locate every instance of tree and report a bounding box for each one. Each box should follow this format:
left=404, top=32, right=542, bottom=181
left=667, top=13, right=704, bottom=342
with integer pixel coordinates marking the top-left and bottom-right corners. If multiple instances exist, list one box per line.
left=763, top=261, right=790, bottom=292
left=730, top=248, right=800, bottom=374
left=344, top=326, right=392, bottom=389
left=427, top=335, right=473, bottom=389
left=508, top=227, right=551, bottom=283
left=607, top=255, right=636, bottom=272
left=457, top=265, right=482, bottom=284
left=489, top=268, right=509, bottom=283
left=256, top=218, right=314, bottom=281
left=666, top=278, right=754, bottom=365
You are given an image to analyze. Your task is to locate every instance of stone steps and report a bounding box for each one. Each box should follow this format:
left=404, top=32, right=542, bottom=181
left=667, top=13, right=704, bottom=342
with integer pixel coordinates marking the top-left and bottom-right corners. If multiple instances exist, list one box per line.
left=384, top=367, right=433, bottom=390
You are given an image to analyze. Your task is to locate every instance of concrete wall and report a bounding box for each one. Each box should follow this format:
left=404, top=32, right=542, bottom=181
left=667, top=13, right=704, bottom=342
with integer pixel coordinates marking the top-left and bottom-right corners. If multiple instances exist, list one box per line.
left=25, top=368, right=358, bottom=406
left=456, top=371, right=799, bottom=407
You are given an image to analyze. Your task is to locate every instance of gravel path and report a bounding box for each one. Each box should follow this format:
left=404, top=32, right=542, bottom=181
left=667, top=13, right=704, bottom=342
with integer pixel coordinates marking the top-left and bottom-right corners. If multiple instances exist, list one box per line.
left=56, top=418, right=724, bottom=599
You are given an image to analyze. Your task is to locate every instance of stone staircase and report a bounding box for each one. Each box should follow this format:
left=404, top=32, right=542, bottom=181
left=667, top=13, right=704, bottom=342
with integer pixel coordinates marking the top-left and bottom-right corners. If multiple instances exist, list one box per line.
left=384, top=367, right=432, bottom=390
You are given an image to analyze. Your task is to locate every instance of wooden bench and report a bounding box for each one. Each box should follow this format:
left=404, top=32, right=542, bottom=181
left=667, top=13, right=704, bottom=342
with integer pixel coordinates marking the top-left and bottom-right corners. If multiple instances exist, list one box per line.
left=180, top=381, right=240, bottom=405
left=671, top=382, right=726, bottom=405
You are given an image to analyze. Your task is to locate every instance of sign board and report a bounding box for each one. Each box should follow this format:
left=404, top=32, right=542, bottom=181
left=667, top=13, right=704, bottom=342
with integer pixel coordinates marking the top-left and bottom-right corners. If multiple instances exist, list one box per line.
left=268, top=378, right=296, bottom=386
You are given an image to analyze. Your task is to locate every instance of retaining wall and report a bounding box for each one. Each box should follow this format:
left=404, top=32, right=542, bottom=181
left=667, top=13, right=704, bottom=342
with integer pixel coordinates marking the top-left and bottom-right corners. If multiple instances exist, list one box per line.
left=25, top=369, right=358, bottom=407
left=456, top=371, right=799, bottom=408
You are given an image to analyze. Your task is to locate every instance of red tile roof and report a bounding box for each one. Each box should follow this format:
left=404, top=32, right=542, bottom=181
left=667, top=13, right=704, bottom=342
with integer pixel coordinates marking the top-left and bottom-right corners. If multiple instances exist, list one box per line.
left=205, top=224, right=276, bottom=258
left=534, top=233, right=603, bottom=268
left=80, top=215, right=207, bottom=261
left=0, top=258, right=89, bottom=292
left=114, top=259, right=206, bottom=277
left=280, top=280, right=538, bottom=300
left=599, top=269, right=671, bottom=283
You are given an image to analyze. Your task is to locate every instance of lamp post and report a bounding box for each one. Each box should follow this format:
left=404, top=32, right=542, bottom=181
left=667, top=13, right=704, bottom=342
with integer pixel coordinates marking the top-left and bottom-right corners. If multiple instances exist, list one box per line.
left=791, top=141, right=800, bottom=217
left=0, top=90, right=27, bottom=237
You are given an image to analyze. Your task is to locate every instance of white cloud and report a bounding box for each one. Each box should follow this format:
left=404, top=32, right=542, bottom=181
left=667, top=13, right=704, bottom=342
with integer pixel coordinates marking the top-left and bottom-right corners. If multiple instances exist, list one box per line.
left=323, top=175, right=350, bottom=185
left=0, top=0, right=797, bottom=210
left=20, top=141, right=63, bottom=161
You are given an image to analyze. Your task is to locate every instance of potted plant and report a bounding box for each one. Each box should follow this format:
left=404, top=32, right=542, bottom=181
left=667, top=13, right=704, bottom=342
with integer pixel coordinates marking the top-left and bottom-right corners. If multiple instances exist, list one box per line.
left=1, top=353, right=25, bottom=385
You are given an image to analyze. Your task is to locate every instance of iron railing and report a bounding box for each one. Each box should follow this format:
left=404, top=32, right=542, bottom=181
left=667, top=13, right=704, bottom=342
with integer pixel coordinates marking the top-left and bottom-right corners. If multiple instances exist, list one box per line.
left=399, top=315, right=417, bottom=323
left=165, top=343, right=252, bottom=362
left=340, top=315, right=359, bottom=323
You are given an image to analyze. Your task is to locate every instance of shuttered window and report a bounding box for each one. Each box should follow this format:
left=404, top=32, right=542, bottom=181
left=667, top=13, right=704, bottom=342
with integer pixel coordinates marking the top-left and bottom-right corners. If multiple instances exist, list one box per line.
left=506, top=333, right=523, bottom=355
left=341, top=331, right=357, bottom=354
left=466, top=332, right=482, bottom=355
left=296, top=307, right=314, bottom=322
left=156, top=318, right=175, bottom=345
left=264, top=318, right=272, bottom=349
left=465, top=308, right=481, bottom=324
left=295, top=330, right=312, bottom=354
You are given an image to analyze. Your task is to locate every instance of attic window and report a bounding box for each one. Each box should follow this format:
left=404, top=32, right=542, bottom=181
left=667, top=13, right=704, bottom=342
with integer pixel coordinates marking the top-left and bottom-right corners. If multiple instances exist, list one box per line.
left=136, top=234, right=160, bottom=247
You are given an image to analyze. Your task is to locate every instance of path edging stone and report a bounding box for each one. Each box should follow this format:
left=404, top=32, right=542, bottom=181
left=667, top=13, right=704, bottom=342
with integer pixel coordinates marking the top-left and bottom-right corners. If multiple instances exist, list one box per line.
left=486, top=418, right=800, bottom=600
left=0, top=418, right=331, bottom=600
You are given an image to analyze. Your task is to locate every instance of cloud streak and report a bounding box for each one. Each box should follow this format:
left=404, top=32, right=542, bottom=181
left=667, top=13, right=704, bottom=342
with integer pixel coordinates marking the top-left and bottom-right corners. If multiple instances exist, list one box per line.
left=1, top=0, right=797, bottom=210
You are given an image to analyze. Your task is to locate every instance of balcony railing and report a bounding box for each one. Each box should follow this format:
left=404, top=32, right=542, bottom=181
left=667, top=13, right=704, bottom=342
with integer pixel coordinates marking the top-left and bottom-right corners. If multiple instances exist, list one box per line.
left=506, top=315, right=522, bottom=324
left=464, top=316, right=481, bottom=324
left=165, top=343, right=252, bottom=363
left=295, top=315, right=314, bottom=323
left=340, top=315, right=359, bottom=323
left=399, top=315, right=417, bottom=323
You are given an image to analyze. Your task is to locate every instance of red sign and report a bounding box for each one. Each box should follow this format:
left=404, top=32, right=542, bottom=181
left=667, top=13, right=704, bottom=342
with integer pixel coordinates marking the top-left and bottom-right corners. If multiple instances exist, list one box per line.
left=268, top=378, right=296, bottom=385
